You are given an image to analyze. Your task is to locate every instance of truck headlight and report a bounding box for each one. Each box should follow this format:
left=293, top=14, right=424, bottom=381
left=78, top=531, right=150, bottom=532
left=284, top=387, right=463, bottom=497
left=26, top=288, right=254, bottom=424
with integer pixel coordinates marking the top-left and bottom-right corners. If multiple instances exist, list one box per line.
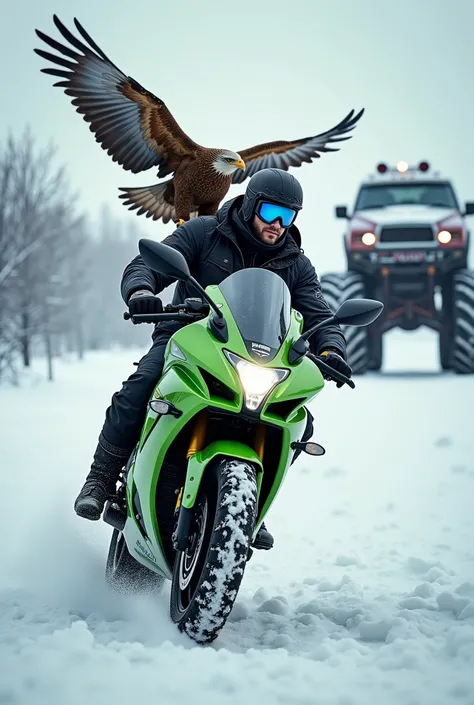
left=437, top=230, right=452, bottom=244
left=224, top=351, right=289, bottom=411
left=361, top=232, right=376, bottom=246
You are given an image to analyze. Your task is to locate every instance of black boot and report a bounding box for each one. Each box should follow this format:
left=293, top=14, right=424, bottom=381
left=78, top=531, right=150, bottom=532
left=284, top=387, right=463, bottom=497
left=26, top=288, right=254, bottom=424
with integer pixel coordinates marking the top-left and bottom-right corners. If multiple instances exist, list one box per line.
left=74, top=433, right=130, bottom=521
left=252, top=522, right=274, bottom=550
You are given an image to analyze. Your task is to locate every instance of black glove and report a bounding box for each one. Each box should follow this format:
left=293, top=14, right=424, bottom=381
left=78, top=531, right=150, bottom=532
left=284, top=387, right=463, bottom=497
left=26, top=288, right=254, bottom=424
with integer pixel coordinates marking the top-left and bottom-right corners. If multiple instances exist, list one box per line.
left=314, top=348, right=352, bottom=388
left=128, top=289, right=163, bottom=317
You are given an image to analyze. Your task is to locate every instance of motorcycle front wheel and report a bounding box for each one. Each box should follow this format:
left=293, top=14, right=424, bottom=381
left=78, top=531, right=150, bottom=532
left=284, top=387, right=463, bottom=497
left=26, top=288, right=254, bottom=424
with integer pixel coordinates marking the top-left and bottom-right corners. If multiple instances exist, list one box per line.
left=170, top=457, right=258, bottom=644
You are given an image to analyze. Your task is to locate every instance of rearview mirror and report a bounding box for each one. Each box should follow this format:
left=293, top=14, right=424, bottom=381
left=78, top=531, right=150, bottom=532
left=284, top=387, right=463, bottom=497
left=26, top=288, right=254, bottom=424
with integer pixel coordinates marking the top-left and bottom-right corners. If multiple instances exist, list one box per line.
left=335, top=205, right=349, bottom=219
left=334, top=298, right=384, bottom=326
left=464, top=202, right=474, bottom=216
left=289, top=297, right=384, bottom=364
left=138, top=239, right=191, bottom=281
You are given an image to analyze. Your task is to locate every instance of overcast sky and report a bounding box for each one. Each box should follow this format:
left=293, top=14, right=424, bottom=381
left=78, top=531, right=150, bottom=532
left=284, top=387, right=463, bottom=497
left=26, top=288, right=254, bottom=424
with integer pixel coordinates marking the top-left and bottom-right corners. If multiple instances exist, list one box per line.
left=2, top=0, right=474, bottom=270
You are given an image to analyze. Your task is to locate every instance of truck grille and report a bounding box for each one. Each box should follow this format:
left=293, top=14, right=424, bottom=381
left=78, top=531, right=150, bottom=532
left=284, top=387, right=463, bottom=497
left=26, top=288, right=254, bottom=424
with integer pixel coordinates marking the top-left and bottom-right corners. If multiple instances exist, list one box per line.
left=379, top=226, right=434, bottom=243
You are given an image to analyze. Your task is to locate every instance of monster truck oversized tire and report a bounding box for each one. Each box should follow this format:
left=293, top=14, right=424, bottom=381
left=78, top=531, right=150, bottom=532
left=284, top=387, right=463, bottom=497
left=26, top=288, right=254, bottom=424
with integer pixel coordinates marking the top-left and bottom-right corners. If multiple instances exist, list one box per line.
left=450, top=269, right=474, bottom=374
left=320, top=272, right=371, bottom=374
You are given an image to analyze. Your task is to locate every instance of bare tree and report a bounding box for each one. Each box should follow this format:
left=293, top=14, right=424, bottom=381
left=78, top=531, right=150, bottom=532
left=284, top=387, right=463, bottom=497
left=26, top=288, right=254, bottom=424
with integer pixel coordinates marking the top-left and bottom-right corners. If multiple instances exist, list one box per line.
left=0, top=127, right=85, bottom=382
left=61, top=214, right=94, bottom=360
left=0, top=127, right=169, bottom=385
left=0, top=135, right=28, bottom=382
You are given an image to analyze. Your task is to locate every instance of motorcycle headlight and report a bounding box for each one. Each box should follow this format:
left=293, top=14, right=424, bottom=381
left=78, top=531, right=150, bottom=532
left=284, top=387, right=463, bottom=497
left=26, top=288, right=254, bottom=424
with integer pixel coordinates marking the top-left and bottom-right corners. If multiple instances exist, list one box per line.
left=224, top=351, right=289, bottom=411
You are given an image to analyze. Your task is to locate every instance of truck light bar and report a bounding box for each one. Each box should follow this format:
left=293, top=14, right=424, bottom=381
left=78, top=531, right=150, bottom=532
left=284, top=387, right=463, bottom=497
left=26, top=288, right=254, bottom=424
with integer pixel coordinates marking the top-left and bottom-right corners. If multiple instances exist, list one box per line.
left=376, top=161, right=430, bottom=174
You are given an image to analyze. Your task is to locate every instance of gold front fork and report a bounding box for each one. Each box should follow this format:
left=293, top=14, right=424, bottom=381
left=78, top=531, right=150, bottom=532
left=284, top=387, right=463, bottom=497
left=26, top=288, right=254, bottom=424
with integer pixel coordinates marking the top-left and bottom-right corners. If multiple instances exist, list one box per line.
left=254, top=424, right=267, bottom=462
left=176, top=411, right=210, bottom=509
left=186, top=410, right=209, bottom=459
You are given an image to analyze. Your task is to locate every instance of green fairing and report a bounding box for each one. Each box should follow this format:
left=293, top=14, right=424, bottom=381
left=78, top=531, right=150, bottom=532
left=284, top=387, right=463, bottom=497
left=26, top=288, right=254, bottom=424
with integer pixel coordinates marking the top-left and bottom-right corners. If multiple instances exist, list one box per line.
left=123, top=279, right=326, bottom=578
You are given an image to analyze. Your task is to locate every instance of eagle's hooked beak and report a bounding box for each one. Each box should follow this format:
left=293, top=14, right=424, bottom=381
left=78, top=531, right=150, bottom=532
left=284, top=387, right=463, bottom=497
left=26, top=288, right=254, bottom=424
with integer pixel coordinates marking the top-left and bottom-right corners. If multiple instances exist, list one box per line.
left=234, top=158, right=246, bottom=171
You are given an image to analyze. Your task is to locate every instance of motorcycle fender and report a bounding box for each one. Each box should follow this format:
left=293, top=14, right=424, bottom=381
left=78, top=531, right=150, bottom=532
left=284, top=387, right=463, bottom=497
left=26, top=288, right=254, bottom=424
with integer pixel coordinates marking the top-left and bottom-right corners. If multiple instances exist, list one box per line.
left=181, top=440, right=264, bottom=510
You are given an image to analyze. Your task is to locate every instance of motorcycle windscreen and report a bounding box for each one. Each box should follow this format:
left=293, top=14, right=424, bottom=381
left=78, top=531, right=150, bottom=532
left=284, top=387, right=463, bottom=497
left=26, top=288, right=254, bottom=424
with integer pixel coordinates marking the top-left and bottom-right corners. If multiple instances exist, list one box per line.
left=218, top=268, right=291, bottom=362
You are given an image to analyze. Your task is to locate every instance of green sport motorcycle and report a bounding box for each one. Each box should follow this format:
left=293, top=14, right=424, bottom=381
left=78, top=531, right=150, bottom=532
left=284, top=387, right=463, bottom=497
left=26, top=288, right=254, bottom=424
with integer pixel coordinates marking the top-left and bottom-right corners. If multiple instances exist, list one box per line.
left=102, top=238, right=383, bottom=645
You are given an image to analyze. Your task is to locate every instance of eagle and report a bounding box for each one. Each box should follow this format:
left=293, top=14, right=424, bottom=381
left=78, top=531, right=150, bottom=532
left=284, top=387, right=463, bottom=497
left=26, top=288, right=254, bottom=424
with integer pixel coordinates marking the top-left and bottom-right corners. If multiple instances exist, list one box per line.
left=34, top=16, right=365, bottom=226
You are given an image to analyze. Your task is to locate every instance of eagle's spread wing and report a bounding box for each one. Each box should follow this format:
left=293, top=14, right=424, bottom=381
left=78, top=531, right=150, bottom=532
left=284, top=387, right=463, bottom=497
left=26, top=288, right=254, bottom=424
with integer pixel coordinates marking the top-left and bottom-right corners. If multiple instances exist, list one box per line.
left=34, top=15, right=202, bottom=177
left=231, top=108, right=364, bottom=184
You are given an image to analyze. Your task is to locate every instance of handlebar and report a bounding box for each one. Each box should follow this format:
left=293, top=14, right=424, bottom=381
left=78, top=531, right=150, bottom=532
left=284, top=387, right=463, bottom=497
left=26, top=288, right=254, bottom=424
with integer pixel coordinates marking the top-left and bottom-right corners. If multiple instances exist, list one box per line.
left=123, top=311, right=201, bottom=323
left=312, top=357, right=355, bottom=389
left=124, top=298, right=209, bottom=324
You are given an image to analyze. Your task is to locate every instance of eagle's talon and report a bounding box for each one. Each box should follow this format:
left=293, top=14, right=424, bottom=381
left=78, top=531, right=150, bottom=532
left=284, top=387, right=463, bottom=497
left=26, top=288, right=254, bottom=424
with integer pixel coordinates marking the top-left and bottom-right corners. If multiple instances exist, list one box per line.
left=176, top=219, right=186, bottom=227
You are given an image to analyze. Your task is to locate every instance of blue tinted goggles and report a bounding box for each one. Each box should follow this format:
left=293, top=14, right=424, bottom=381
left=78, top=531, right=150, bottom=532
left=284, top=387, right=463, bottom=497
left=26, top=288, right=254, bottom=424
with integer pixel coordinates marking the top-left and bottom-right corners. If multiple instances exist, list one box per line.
left=256, top=201, right=297, bottom=228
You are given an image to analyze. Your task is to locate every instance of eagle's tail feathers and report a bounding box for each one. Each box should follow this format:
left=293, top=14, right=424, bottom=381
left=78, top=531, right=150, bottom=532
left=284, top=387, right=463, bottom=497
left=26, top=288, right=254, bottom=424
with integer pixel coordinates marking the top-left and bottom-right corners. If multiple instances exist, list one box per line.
left=118, top=180, right=176, bottom=223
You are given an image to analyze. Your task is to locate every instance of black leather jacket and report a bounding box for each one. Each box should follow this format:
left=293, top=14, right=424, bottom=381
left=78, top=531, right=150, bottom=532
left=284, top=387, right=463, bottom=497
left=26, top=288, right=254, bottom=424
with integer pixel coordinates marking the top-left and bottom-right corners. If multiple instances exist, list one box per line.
left=121, top=195, right=346, bottom=357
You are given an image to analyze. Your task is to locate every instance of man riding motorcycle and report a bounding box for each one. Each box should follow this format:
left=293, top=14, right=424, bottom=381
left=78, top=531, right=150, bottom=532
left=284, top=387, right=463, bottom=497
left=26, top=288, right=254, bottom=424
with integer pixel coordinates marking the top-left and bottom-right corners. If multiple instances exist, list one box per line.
left=74, top=168, right=352, bottom=550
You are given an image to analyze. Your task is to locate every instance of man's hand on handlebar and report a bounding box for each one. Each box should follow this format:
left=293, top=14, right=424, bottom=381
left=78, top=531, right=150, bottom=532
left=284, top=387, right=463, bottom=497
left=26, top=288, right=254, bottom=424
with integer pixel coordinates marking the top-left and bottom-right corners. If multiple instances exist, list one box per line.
left=124, top=296, right=209, bottom=324
left=309, top=349, right=354, bottom=389
left=128, top=290, right=163, bottom=319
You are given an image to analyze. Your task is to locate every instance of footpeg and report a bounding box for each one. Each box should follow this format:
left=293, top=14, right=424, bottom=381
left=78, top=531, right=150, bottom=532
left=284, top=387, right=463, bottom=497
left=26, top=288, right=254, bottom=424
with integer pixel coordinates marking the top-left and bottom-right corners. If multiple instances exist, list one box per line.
left=103, top=500, right=126, bottom=531
left=252, top=523, right=274, bottom=550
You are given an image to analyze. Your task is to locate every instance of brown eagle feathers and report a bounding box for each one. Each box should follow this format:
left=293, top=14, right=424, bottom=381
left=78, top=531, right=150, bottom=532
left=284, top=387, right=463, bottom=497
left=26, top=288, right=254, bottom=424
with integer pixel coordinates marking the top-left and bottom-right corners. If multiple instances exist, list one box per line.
left=35, top=15, right=364, bottom=225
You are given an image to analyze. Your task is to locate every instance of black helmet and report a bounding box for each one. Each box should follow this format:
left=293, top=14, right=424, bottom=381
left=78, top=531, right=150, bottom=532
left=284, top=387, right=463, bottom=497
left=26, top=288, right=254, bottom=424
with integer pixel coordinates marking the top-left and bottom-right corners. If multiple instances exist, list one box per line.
left=241, top=168, right=303, bottom=223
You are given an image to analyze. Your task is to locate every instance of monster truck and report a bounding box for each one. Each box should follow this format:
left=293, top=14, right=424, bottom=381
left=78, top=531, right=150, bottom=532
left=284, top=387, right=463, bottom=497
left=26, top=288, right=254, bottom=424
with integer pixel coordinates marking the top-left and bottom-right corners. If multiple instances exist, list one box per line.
left=321, top=161, right=474, bottom=373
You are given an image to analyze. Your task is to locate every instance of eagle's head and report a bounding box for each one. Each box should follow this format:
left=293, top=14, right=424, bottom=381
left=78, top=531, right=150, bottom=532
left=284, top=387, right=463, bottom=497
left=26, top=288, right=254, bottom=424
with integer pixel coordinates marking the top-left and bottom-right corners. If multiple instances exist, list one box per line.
left=213, top=150, right=246, bottom=176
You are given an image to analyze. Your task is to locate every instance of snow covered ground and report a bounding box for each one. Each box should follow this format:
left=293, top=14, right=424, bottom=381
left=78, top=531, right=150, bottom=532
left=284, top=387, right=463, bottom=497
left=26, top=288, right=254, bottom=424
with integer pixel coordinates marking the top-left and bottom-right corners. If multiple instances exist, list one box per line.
left=1, top=329, right=473, bottom=705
